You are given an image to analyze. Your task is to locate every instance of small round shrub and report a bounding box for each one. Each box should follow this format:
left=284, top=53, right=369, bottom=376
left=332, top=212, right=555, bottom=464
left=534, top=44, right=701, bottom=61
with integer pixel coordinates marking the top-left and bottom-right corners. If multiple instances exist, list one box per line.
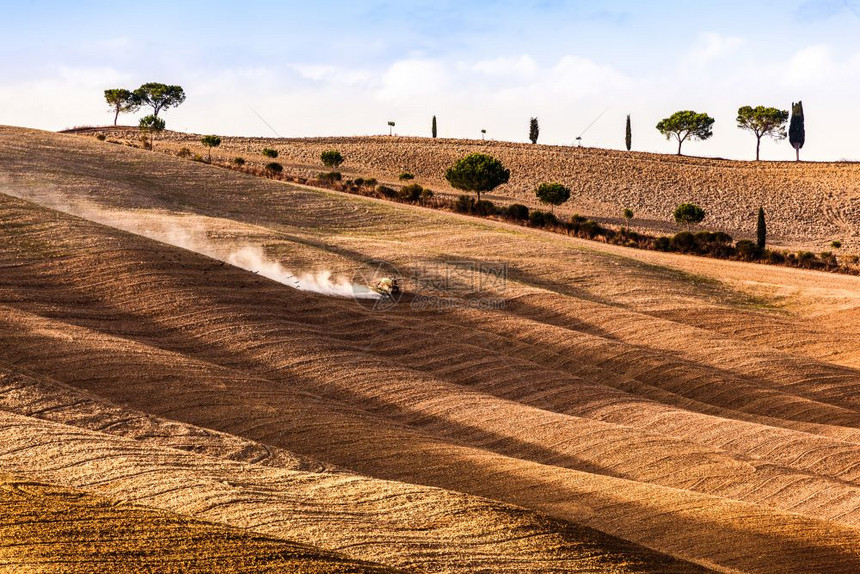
left=831, top=240, right=842, bottom=249
left=654, top=236, right=672, bottom=251
left=318, top=171, right=342, bottom=182
left=710, top=243, right=736, bottom=258
left=265, top=162, right=283, bottom=173
left=796, top=251, right=818, bottom=268
left=453, top=196, right=496, bottom=215
left=445, top=153, right=510, bottom=200
left=353, top=177, right=365, bottom=187
left=767, top=250, right=786, bottom=264
left=622, top=208, right=634, bottom=220
left=505, top=203, right=530, bottom=221
left=693, top=231, right=713, bottom=244
left=320, top=149, right=344, bottom=168
left=475, top=200, right=497, bottom=216
left=693, top=231, right=732, bottom=245
left=398, top=183, right=424, bottom=201
left=177, top=147, right=192, bottom=158
left=620, top=228, right=642, bottom=242
left=578, top=219, right=599, bottom=238
left=377, top=185, right=398, bottom=198
left=399, top=172, right=415, bottom=181
left=364, top=178, right=378, bottom=188
left=530, top=210, right=558, bottom=227
left=233, top=157, right=245, bottom=166
left=419, top=188, right=434, bottom=202
left=735, top=240, right=762, bottom=260
left=201, top=135, right=221, bottom=151
left=261, top=148, right=278, bottom=158
left=690, top=231, right=733, bottom=255
left=454, top=195, right=475, bottom=213
left=671, top=231, right=696, bottom=252
left=535, top=182, right=571, bottom=210
left=95, top=133, right=106, bottom=141
left=674, top=203, right=705, bottom=226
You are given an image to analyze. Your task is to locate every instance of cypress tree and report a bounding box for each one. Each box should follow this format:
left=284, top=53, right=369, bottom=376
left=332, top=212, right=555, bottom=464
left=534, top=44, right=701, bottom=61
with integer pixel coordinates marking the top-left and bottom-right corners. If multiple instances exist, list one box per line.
left=432, top=115, right=437, bottom=138
left=757, top=206, right=767, bottom=250
left=529, top=117, right=539, bottom=144
left=789, top=101, right=805, bottom=161
left=625, top=114, right=632, bottom=151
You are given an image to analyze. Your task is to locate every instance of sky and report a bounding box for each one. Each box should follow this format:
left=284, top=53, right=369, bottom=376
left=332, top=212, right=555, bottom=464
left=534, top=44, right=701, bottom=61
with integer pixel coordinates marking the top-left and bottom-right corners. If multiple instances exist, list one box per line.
left=1, top=0, right=859, bottom=160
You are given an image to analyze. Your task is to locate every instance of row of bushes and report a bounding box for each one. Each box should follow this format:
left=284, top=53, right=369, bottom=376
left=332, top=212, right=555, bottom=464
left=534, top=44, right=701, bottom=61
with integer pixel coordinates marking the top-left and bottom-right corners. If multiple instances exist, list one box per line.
left=651, top=232, right=843, bottom=269
left=176, top=147, right=429, bottom=206
left=453, top=197, right=595, bottom=235
left=165, top=145, right=856, bottom=275
left=654, top=230, right=735, bottom=257
left=451, top=195, right=850, bottom=271
left=328, top=176, right=437, bottom=205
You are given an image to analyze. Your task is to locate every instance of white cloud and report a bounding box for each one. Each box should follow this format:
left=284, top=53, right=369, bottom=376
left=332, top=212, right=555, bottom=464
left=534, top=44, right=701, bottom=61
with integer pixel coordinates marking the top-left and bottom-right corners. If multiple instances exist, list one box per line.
left=290, top=64, right=373, bottom=87
left=377, top=58, right=452, bottom=101
left=784, top=44, right=837, bottom=86
left=687, top=32, right=744, bottom=65
left=373, top=54, right=628, bottom=107
left=0, top=66, right=131, bottom=129
left=551, top=55, right=630, bottom=97
left=472, top=55, right=538, bottom=78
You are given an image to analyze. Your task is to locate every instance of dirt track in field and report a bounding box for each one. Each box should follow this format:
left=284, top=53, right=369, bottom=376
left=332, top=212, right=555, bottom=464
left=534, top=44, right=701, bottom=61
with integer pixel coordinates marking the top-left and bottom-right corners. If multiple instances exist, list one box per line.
left=3, top=126, right=860, bottom=572
left=72, top=126, right=860, bottom=251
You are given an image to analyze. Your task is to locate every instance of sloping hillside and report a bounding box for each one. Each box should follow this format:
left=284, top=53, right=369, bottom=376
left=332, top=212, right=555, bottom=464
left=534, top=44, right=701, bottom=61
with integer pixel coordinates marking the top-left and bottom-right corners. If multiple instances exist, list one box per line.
left=0, top=473, right=397, bottom=574
left=3, top=126, right=860, bottom=572
left=72, top=126, right=860, bottom=250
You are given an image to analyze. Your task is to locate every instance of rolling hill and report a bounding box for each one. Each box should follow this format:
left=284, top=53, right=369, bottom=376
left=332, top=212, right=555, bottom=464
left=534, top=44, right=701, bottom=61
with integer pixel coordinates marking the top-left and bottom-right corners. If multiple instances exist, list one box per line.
left=3, top=125, right=860, bottom=572
left=69, top=126, right=860, bottom=251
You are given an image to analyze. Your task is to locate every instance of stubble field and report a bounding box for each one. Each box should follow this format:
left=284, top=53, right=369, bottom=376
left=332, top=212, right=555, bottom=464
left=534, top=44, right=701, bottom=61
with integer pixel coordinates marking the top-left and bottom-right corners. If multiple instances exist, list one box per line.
left=2, top=126, right=860, bottom=572
left=74, top=126, right=860, bottom=251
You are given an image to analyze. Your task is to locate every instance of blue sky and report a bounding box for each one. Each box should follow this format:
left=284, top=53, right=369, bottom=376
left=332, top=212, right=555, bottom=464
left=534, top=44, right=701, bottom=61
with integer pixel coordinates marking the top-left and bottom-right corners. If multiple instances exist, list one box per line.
left=2, top=0, right=859, bottom=159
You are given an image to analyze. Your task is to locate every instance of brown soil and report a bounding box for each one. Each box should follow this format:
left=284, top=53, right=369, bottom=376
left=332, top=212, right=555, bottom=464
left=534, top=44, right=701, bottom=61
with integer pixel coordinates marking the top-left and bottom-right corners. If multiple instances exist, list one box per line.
left=0, top=474, right=397, bottom=573
left=2, top=125, right=860, bottom=572
left=70, top=126, right=860, bottom=251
